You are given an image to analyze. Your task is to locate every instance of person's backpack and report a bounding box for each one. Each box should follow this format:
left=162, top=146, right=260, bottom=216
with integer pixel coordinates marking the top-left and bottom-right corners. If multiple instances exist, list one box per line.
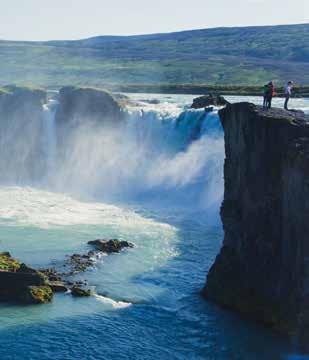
left=263, top=85, right=269, bottom=95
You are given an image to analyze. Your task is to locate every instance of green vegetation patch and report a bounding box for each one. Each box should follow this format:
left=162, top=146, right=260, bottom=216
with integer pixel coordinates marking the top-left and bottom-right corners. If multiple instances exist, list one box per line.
left=27, top=286, right=53, bottom=304
left=0, top=252, right=21, bottom=272
left=1, top=24, right=309, bottom=88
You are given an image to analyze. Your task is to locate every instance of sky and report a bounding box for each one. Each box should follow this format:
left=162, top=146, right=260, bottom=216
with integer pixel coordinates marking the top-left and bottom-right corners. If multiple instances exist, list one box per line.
left=0, top=0, right=308, bottom=41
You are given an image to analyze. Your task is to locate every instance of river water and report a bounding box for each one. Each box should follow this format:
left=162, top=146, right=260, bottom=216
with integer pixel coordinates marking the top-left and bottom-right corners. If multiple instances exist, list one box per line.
left=0, top=94, right=309, bottom=359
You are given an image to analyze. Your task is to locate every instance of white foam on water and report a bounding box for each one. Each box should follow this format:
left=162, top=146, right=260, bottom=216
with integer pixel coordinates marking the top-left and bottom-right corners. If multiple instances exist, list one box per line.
left=0, top=186, right=176, bottom=232
left=94, top=294, right=132, bottom=309
left=0, top=184, right=179, bottom=327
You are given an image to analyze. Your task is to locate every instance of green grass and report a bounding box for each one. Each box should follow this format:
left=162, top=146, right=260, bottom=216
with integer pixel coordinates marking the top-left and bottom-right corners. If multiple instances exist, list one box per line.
left=0, top=24, right=309, bottom=88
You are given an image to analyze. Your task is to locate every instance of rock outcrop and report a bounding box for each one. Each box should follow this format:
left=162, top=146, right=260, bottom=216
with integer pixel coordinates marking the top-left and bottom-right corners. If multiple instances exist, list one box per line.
left=71, top=286, right=92, bottom=297
left=203, top=103, right=309, bottom=333
left=0, top=85, right=46, bottom=110
left=55, top=86, right=124, bottom=125
left=191, top=94, right=229, bottom=109
left=0, top=252, right=52, bottom=304
left=0, top=237, right=135, bottom=305
left=88, top=239, right=134, bottom=253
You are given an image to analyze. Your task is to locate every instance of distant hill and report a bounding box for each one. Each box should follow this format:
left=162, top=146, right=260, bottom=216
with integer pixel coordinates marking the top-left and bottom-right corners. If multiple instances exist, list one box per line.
left=1, top=23, right=309, bottom=88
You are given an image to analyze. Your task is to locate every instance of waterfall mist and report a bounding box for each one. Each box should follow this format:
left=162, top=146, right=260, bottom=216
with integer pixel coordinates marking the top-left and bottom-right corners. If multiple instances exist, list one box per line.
left=48, top=105, right=224, bottom=212
left=0, top=94, right=225, bottom=214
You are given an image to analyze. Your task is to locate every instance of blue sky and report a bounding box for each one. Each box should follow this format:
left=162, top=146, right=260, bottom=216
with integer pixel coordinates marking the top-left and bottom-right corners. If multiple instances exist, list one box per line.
left=0, top=0, right=308, bottom=40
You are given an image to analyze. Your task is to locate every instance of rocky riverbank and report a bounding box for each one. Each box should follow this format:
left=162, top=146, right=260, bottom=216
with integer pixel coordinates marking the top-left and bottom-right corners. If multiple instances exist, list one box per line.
left=203, top=103, right=309, bottom=333
left=0, top=239, right=134, bottom=305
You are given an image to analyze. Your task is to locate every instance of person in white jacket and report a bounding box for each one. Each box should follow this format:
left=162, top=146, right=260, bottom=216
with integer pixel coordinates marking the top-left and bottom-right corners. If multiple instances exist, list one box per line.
left=284, top=81, right=293, bottom=110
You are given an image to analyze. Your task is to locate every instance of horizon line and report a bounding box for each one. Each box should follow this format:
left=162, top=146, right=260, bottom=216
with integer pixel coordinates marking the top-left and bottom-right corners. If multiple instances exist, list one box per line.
left=1, top=21, right=309, bottom=43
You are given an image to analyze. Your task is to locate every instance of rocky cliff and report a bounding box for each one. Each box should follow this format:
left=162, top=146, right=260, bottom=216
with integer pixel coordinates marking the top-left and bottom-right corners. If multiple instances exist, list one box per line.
left=55, top=86, right=124, bottom=125
left=203, top=102, right=309, bottom=333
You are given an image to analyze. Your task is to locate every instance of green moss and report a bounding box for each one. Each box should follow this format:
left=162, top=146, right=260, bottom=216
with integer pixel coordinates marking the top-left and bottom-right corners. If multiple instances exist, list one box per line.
left=27, top=286, right=53, bottom=304
left=0, top=252, right=21, bottom=272
left=71, top=286, right=92, bottom=297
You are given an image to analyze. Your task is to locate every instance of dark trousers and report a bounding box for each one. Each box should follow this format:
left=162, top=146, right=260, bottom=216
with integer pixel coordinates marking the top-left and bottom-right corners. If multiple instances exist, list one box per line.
left=263, top=96, right=268, bottom=108
left=284, top=95, right=290, bottom=110
left=267, top=96, right=272, bottom=109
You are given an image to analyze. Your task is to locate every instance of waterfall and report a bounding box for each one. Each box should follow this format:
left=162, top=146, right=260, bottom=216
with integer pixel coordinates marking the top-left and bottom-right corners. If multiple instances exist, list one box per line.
left=0, top=95, right=224, bottom=211
left=42, top=99, right=58, bottom=179
left=48, top=105, right=224, bottom=210
left=123, top=108, right=224, bottom=209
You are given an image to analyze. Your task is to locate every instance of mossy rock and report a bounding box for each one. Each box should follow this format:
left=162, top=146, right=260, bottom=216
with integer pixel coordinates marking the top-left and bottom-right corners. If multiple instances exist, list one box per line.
left=22, top=286, right=53, bottom=304
left=71, top=286, right=92, bottom=297
left=0, top=252, right=21, bottom=272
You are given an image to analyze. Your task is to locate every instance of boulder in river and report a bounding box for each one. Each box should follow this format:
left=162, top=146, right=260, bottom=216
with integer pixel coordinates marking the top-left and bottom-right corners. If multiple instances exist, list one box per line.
left=0, top=238, right=135, bottom=305
left=21, top=285, right=53, bottom=304
left=0, top=252, right=53, bottom=304
left=47, top=281, right=68, bottom=293
left=88, top=239, right=134, bottom=253
left=71, top=286, right=92, bottom=297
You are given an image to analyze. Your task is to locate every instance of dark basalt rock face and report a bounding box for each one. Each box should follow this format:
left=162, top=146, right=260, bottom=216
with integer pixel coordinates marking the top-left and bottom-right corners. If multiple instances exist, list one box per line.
left=191, top=94, right=229, bottom=109
left=203, top=103, right=309, bottom=333
left=56, top=86, right=124, bottom=126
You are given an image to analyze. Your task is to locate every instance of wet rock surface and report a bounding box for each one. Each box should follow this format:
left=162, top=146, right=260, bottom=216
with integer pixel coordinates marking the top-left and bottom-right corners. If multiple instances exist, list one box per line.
left=203, top=102, right=309, bottom=333
left=64, top=253, right=96, bottom=274
left=88, top=239, right=134, bottom=253
left=71, top=286, right=92, bottom=297
left=0, top=252, right=51, bottom=304
left=21, top=286, right=53, bottom=304
left=191, top=94, right=229, bottom=109
left=0, top=238, right=134, bottom=305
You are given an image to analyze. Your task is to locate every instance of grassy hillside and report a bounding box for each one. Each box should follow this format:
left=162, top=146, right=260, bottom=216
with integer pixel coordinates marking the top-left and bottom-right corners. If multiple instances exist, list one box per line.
left=0, top=24, right=309, bottom=88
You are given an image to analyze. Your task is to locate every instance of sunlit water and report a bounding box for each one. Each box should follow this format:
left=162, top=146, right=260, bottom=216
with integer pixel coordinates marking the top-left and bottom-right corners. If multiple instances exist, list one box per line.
left=0, top=94, right=309, bottom=359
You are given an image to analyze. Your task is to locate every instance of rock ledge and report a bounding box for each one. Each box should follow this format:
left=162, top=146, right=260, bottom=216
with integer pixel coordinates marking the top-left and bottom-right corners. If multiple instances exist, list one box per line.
left=203, top=103, right=309, bottom=333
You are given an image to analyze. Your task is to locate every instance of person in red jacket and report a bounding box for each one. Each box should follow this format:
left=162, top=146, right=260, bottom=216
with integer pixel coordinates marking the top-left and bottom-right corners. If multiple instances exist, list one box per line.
left=266, top=81, right=276, bottom=109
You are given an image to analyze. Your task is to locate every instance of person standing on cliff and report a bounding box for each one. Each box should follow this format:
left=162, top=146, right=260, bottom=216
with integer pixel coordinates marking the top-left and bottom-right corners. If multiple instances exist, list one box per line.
left=265, top=82, right=276, bottom=109
left=263, top=83, right=269, bottom=108
left=284, top=81, right=293, bottom=110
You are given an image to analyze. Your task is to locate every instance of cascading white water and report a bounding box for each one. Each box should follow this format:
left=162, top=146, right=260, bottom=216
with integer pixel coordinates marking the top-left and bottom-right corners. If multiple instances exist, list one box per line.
left=44, top=100, right=224, bottom=211
left=123, top=107, right=224, bottom=209
left=0, top=95, right=224, bottom=212
left=42, top=99, right=58, bottom=178
left=37, top=95, right=309, bottom=207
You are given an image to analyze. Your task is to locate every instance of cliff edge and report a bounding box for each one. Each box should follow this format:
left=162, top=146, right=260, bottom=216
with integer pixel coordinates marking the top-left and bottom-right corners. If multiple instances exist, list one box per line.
left=203, top=102, right=309, bottom=333
left=56, top=86, right=124, bottom=125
